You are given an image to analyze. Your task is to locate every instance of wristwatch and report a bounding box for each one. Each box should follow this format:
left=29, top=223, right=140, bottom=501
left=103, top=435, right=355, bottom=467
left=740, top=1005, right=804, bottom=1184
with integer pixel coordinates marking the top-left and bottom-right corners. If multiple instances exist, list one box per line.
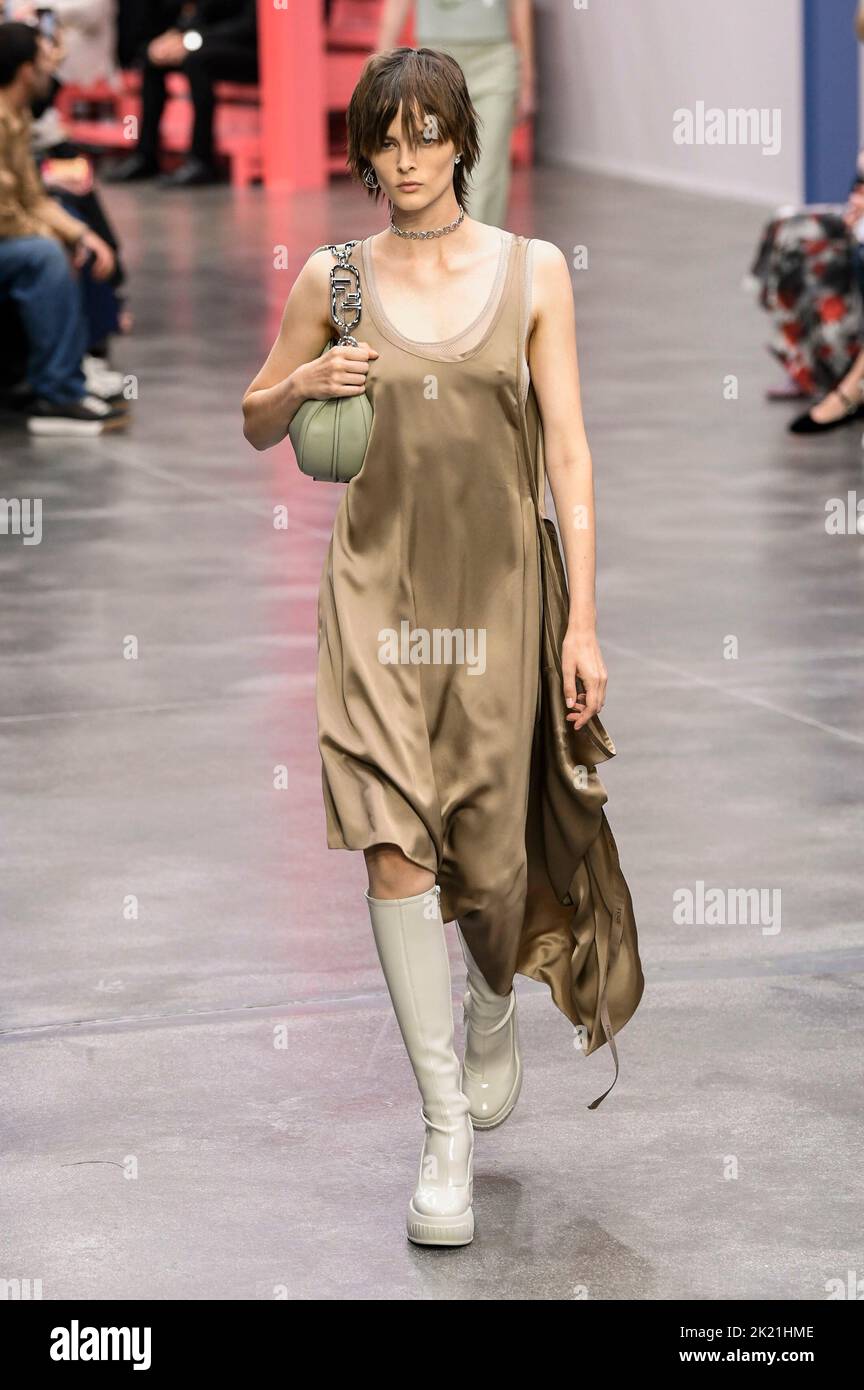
left=183, top=30, right=203, bottom=52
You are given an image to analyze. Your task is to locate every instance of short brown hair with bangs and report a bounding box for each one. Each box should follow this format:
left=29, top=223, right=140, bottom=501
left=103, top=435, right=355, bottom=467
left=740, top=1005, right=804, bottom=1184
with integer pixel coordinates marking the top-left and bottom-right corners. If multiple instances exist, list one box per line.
left=346, top=47, right=480, bottom=209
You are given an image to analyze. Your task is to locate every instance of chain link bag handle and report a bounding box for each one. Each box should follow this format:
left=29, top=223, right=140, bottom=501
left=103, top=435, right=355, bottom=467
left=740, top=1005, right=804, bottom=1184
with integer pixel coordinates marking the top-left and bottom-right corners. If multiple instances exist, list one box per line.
left=326, top=240, right=362, bottom=346
left=288, top=240, right=373, bottom=483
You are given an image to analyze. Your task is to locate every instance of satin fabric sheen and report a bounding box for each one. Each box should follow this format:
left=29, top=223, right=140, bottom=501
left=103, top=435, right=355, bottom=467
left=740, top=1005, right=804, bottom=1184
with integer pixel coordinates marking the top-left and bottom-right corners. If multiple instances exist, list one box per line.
left=315, top=232, right=644, bottom=1105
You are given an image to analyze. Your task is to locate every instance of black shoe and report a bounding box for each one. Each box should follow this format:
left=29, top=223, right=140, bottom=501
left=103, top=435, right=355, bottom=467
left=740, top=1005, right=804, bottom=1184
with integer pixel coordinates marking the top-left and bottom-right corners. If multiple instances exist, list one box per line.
left=789, top=391, right=864, bottom=434
left=159, top=157, right=220, bottom=188
left=104, top=153, right=160, bottom=183
left=3, top=380, right=36, bottom=412
left=27, top=394, right=129, bottom=436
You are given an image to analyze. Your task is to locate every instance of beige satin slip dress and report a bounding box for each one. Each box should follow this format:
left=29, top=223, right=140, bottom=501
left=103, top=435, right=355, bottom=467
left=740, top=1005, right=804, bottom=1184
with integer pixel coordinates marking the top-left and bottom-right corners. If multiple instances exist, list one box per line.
left=315, top=230, right=644, bottom=1106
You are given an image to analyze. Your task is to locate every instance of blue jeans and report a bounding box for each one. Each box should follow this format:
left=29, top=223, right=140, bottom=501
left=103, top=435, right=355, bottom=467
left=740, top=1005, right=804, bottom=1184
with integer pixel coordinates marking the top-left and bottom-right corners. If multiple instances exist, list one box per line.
left=55, top=191, right=122, bottom=349
left=0, top=236, right=86, bottom=402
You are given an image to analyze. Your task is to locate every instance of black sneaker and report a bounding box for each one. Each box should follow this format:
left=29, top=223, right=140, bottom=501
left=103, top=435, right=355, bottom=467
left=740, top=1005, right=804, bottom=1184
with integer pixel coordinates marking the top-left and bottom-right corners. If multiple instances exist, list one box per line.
left=159, top=157, right=221, bottom=188
left=104, top=153, right=160, bottom=183
left=27, top=394, right=129, bottom=436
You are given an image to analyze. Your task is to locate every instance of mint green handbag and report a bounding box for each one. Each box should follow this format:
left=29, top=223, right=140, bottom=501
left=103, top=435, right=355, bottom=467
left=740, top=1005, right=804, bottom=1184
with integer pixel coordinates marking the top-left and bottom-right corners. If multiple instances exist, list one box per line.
left=288, top=240, right=373, bottom=483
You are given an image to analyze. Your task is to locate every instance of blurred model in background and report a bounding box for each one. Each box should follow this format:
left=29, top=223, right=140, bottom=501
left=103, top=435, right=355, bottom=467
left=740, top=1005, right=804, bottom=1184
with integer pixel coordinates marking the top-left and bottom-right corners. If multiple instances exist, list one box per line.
left=377, top=0, right=534, bottom=227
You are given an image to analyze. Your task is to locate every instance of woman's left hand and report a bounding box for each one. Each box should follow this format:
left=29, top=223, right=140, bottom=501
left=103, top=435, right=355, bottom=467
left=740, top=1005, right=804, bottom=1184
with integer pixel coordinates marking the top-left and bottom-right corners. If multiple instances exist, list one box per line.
left=562, top=628, right=607, bottom=730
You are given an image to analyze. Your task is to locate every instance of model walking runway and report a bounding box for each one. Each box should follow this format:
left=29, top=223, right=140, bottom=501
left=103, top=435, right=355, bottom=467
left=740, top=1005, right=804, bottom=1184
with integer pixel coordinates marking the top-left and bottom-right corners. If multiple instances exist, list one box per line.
left=317, top=229, right=642, bottom=1091
left=243, top=45, right=642, bottom=1247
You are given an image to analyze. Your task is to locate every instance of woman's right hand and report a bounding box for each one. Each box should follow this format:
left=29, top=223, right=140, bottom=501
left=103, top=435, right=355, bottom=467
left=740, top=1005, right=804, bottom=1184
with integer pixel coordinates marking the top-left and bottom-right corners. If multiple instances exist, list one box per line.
left=296, top=342, right=379, bottom=402
left=243, top=252, right=377, bottom=451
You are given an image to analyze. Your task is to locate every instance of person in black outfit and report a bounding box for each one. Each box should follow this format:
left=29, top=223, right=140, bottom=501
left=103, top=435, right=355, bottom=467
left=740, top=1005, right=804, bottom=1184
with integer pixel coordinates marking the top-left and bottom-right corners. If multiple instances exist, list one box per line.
left=108, top=0, right=257, bottom=187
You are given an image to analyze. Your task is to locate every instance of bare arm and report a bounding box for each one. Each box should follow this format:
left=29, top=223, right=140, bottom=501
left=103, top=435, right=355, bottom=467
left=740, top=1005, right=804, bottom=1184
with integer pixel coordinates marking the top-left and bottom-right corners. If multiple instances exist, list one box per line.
left=242, top=249, right=378, bottom=452
left=527, top=239, right=608, bottom=729
left=510, top=0, right=536, bottom=119
left=377, top=0, right=413, bottom=50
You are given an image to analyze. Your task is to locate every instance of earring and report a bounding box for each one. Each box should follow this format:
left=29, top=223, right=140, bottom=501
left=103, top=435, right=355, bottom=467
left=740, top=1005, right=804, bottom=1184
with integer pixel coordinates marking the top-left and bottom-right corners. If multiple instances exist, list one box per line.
left=364, top=167, right=379, bottom=188
left=454, top=155, right=462, bottom=165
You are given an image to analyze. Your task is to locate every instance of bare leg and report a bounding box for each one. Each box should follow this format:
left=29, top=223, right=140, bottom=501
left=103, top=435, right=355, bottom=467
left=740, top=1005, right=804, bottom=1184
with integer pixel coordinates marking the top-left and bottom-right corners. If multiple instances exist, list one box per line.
left=809, top=347, right=864, bottom=422
left=364, top=843, right=435, bottom=900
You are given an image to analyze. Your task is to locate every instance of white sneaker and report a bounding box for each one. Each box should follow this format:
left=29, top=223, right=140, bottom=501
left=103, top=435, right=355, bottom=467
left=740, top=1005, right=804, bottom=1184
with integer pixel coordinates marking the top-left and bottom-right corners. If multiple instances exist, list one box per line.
left=84, top=355, right=126, bottom=399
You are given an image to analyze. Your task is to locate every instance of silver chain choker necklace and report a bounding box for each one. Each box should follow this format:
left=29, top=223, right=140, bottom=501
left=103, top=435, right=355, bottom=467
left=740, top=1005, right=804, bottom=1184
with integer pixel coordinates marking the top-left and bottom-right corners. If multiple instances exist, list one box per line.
left=389, top=205, right=466, bottom=239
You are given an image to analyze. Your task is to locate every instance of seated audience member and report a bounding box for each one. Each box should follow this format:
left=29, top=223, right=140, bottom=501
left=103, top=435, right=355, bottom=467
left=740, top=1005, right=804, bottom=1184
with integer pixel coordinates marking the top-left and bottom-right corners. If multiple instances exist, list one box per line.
left=751, top=145, right=864, bottom=427
left=785, top=171, right=864, bottom=433
left=751, top=204, right=864, bottom=409
left=0, top=22, right=127, bottom=434
left=752, top=147, right=864, bottom=435
left=25, top=16, right=129, bottom=385
left=108, top=0, right=257, bottom=187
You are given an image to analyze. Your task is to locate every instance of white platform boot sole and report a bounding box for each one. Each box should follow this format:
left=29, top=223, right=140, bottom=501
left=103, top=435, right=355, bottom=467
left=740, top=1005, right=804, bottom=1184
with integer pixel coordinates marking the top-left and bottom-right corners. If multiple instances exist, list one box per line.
left=407, top=1187, right=474, bottom=1247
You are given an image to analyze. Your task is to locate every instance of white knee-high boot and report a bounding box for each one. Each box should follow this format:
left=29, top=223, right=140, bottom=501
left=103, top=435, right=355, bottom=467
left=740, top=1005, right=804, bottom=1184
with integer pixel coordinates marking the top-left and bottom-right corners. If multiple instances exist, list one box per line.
left=455, top=923, right=523, bottom=1130
left=366, top=884, right=474, bottom=1246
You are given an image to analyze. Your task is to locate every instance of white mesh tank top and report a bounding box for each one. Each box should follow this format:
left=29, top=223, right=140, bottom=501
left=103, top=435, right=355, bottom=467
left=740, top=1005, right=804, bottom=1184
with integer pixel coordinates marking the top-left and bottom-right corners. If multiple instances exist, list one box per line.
left=360, top=230, right=533, bottom=404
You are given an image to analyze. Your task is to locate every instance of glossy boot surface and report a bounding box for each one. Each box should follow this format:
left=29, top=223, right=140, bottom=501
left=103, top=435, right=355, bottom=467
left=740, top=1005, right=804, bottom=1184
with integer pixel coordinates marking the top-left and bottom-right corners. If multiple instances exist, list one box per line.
left=456, top=923, right=523, bottom=1129
left=366, top=886, right=474, bottom=1246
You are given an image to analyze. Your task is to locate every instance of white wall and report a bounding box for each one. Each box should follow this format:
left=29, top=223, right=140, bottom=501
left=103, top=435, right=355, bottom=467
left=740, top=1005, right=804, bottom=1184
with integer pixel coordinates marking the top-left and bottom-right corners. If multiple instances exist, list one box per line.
left=534, top=0, right=803, bottom=205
